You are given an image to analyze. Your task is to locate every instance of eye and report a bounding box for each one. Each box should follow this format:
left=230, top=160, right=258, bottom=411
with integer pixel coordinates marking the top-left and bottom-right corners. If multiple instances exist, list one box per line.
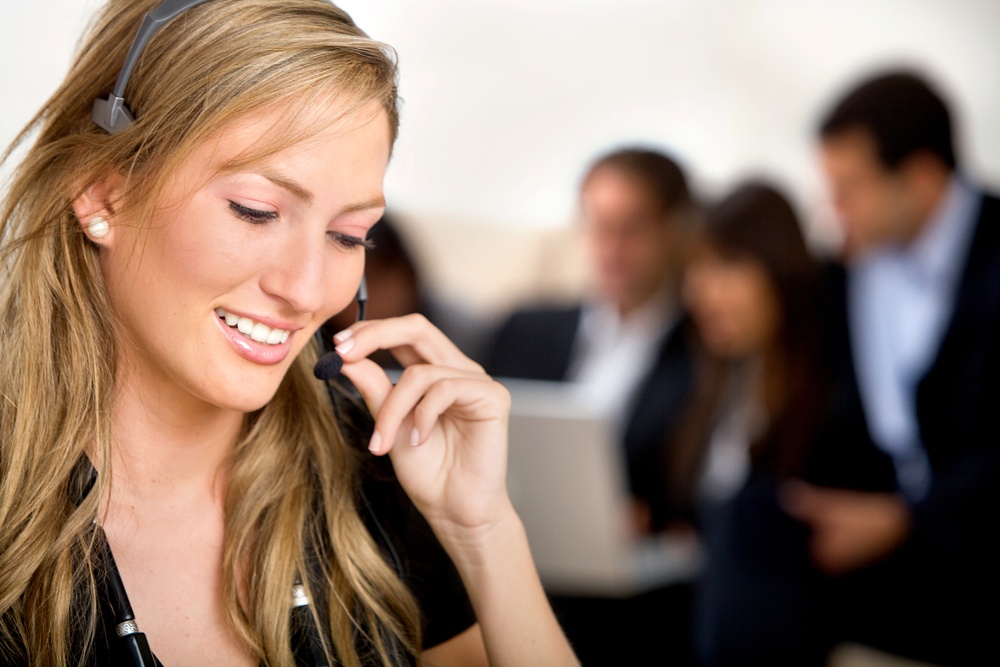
left=229, top=200, right=277, bottom=224
left=329, top=232, right=375, bottom=252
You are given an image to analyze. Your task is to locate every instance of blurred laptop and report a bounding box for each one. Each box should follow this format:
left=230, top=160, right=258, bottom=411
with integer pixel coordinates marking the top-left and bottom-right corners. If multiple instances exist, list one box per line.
left=499, top=377, right=703, bottom=597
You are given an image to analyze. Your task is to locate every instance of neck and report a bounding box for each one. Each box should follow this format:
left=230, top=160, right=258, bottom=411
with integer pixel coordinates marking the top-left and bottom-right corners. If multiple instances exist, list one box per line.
left=615, top=274, right=677, bottom=318
left=902, top=168, right=954, bottom=246
left=106, top=366, right=244, bottom=505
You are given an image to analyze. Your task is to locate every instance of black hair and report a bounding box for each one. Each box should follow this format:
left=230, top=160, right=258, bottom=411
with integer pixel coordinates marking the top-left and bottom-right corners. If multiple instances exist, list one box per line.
left=583, top=146, right=693, bottom=217
left=665, top=180, right=826, bottom=515
left=818, top=69, right=957, bottom=171
left=701, top=181, right=818, bottom=335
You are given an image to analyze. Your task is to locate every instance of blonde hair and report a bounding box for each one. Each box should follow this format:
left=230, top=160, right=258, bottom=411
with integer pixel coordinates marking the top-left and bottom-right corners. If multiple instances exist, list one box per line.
left=0, top=1, right=421, bottom=665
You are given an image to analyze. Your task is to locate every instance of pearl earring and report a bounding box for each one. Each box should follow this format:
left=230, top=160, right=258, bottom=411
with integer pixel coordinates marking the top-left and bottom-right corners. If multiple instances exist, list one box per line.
left=87, top=216, right=110, bottom=239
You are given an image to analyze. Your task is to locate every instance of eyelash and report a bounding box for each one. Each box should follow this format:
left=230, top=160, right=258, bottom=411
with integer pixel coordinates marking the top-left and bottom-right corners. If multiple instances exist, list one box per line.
left=229, top=200, right=277, bottom=224
left=334, top=233, right=375, bottom=251
left=228, top=200, right=374, bottom=251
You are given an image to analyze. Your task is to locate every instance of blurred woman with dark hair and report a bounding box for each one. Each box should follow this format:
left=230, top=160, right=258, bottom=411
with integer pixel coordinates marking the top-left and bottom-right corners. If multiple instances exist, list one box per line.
left=672, top=181, right=830, bottom=666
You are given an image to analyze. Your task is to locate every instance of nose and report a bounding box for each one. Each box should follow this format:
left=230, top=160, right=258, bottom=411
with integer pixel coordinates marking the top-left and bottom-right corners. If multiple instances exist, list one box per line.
left=259, top=230, right=327, bottom=314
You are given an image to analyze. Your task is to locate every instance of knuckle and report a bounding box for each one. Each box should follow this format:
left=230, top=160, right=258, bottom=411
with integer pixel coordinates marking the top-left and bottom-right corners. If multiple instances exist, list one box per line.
left=493, top=380, right=512, bottom=409
left=400, top=362, right=434, bottom=384
left=401, top=312, right=431, bottom=329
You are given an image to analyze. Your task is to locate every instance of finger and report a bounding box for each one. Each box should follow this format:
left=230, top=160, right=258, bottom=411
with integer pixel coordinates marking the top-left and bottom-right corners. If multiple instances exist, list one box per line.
left=332, top=314, right=482, bottom=372
left=337, top=357, right=394, bottom=454
left=337, top=315, right=473, bottom=368
left=371, top=363, right=486, bottom=454
left=778, top=479, right=824, bottom=519
left=407, top=375, right=508, bottom=447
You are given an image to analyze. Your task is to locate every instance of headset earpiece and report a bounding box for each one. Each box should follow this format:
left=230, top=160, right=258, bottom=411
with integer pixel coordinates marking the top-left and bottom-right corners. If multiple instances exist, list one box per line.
left=92, top=0, right=213, bottom=134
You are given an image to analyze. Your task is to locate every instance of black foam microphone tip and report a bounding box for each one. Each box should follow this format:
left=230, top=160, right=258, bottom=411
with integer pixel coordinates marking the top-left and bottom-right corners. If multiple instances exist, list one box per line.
left=313, top=351, right=344, bottom=380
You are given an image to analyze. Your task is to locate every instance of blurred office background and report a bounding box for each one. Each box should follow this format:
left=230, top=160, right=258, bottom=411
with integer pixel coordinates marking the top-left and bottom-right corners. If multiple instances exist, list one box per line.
left=2, top=0, right=998, bottom=316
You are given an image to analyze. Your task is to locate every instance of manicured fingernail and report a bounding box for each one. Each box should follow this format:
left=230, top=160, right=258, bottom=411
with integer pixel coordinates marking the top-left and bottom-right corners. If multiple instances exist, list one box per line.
left=335, top=337, right=355, bottom=355
left=333, top=329, right=353, bottom=344
left=369, top=432, right=382, bottom=454
left=409, top=428, right=420, bottom=447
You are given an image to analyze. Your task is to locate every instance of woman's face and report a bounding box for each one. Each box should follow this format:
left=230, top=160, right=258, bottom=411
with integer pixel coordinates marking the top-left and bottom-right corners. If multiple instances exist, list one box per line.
left=94, top=102, right=391, bottom=414
left=683, top=243, right=781, bottom=358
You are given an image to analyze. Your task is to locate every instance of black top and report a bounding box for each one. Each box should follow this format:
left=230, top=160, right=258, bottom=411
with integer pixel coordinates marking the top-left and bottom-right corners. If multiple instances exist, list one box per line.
left=85, top=456, right=476, bottom=666
left=11, top=385, right=476, bottom=666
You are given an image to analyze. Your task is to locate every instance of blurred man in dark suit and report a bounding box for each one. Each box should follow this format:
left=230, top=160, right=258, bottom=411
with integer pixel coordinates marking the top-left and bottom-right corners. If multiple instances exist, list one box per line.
left=485, top=146, right=702, bottom=666
left=486, top=146, right=701, bottom=535
left=785, top=69, right=1000, bottom=667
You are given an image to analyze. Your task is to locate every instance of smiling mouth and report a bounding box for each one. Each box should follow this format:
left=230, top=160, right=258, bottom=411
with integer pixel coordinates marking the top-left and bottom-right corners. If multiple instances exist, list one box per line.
left=215, top=308, right=291, bottom=345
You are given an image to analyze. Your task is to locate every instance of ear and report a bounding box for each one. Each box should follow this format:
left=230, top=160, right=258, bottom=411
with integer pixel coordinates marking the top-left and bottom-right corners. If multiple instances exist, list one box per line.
left=899, top=151, right=949, bottom=195
left=71, top=172, right=125, bottom=244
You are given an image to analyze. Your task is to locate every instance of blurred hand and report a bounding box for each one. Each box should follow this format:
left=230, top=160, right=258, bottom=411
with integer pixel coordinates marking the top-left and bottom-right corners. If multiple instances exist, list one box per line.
left=333, top=314, right=514, bottom=540
left=780, top=480, right=911, bottom=575
left=627, top=497, right=653, bottom=537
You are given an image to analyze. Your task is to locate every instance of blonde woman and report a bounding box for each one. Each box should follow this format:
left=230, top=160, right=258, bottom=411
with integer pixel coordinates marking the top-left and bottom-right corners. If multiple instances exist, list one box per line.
left=0, top=1, right=579, bottom=665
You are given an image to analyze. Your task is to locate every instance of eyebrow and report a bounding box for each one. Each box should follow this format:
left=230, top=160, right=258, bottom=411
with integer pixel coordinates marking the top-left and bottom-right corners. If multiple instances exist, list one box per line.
left=258, top=170, right=386, bottom=213
left=260, top=171, right=314, bottom=204
left=342, top=195, right=387, bottom=214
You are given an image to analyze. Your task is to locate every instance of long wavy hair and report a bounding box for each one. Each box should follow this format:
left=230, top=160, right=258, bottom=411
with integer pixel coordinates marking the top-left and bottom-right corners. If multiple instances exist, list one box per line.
left=0, top=1, right=421, bottom=665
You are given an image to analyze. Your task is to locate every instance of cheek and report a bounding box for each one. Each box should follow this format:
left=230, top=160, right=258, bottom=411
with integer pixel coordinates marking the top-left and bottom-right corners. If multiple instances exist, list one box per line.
left=164, top=224, right=250, bottom=299
left=858, top=184, right=899, bottom=233
left=322, top=254, right=367, bottom=316
left=742, top=281, right=781, bottom=345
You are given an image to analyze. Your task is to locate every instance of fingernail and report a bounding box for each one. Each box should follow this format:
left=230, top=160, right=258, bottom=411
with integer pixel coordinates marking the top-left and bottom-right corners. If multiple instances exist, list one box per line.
left=409, top=428, right=420, bottom=447
left=369, top=432, right=382, bottom=454
left=335, top=337, right=355, bottom=355
left=333, top=329, right=354, bottom=344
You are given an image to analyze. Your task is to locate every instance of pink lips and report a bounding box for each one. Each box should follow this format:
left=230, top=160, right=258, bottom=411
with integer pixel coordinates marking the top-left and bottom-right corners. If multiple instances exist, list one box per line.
left=214, top=314, right=294, bottom=365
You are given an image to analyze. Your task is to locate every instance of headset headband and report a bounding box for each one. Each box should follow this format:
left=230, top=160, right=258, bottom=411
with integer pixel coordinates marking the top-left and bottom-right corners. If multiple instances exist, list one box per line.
left=92, top=0, right=213, bottom=134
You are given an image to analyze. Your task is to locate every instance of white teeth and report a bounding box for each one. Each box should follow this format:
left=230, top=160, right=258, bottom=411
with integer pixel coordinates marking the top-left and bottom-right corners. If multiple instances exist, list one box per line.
left=215, top=308, right=291, bottom=346
left=250, top=322, right=270, bottom=342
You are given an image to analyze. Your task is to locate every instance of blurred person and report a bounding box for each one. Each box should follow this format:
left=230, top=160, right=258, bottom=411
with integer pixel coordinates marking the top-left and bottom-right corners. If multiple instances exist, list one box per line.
left=485, top=146, right=701, bottom=535
left=676, top=181, right=830, bottom=667
left=322, top=212, right=492, bottom=368
left=782, top=68, right=1000, bottom=666
left=484, top=146, right=702, bottom=666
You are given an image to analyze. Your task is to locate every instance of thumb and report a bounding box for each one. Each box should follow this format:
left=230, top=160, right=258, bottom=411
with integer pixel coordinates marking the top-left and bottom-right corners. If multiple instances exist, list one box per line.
left=778, top=479, right=819, bottom=519
left=339, top=358, right=394, bottom=452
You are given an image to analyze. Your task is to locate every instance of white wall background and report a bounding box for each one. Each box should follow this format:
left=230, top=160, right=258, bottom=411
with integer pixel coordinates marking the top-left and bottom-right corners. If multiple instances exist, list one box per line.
left=2, top=0, right=998, bottom=312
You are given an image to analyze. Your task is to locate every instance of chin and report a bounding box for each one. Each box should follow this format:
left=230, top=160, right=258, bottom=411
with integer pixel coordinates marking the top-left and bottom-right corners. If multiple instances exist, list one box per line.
left=208, top=387, right=282, bottom=414
left=198, top=367, right=290, bottom=414
left=703, top=335, right=741, bottom=359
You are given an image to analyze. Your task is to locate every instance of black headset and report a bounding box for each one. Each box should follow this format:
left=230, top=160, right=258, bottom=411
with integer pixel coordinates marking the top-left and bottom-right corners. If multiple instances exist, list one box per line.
left=92, top=0, right=212, bottom=135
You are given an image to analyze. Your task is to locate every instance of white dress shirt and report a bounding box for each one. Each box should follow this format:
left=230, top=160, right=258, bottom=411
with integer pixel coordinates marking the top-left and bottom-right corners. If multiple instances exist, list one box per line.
left=566, top=287, right=678, bottom=431
left=848, top=176, right=981, bottom=500
left=697, top=361, right=766, bottom=504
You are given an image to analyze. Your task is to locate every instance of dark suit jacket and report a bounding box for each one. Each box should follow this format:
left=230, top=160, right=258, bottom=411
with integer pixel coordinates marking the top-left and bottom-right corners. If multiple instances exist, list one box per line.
left=807, top=191, right=1000, bottom=662
left=815, top=192, right=1000, bottom=552
left=485, top=303, right=697, bottom=531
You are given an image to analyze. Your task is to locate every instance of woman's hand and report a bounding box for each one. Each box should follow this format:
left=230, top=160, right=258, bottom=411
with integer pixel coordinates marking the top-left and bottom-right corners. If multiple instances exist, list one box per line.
left=331, top=314, right=580, bottom=667
left=332, top=314, right=514, bottom=536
